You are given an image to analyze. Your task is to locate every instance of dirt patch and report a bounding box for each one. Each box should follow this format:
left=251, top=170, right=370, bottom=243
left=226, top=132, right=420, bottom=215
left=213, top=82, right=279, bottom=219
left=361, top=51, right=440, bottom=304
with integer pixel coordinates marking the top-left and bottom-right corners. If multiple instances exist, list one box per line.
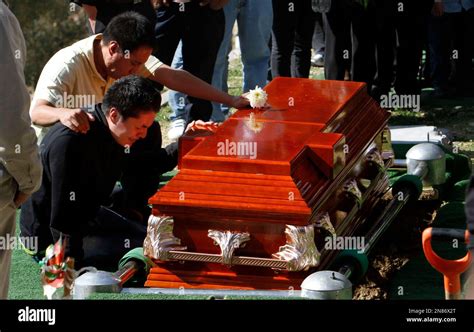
left=353, top=198, right=442, bottom=299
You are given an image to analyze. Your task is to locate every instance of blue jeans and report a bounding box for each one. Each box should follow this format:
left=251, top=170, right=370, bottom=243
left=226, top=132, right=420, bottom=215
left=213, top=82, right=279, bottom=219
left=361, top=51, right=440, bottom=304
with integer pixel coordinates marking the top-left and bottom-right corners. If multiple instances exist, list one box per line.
left=211, top=0, right=273, bottom=120
left=168, top=41, right=187, bottom=122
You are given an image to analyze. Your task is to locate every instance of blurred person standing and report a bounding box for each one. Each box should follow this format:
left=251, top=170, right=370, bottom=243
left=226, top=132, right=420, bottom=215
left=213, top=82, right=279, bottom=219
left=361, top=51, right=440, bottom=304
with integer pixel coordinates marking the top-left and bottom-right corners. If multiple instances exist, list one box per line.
left=271, top=0, right=316, bottom=78
left=371, top=0, right=434, bottom=101
left=154, top=0, right=227, bottom=141
left=428, top=0, right=474, bottom=98
left=211, top=0, right=273, bottom=122
left=0, top=0, right=42, bottom=299
left=320, top=0, right=376, bottom=89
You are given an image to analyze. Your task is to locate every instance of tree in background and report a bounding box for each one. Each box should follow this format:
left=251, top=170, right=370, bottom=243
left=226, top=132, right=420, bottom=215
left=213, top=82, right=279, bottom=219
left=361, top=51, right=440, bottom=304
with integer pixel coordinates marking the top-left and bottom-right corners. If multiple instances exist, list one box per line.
left=8, top=0, right=88, bottom=88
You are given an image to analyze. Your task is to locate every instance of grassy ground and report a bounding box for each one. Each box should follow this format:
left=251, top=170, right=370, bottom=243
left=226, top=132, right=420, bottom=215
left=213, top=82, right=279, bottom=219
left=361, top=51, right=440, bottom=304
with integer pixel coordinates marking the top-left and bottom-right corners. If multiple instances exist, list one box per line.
left=9, top=60, right=474, bottom=300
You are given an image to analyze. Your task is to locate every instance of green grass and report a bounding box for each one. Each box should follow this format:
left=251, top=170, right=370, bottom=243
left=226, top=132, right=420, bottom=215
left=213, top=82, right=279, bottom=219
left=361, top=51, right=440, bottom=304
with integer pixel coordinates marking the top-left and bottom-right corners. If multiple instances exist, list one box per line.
left=9, top=212, right=44, bottom=300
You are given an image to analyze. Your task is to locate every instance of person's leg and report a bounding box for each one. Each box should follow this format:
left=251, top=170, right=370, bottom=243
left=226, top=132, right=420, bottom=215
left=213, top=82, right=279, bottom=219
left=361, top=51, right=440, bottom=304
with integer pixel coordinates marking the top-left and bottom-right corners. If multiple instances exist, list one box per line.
left=154, top=3, right=191, bottom=136
left=153, top=3, right=184, bottom=67
left=82, top=206, right=147, bottom=271
left=323, top=0, right=351, bottom=80
left=0, top=203, right=16, bottom=299
left=372, top=0, right=396, bottom=100
left=168, top=41, right=187, bottom=122
left=394, top=10, right=424, bottom=95
left=463, top=8, right=474, bottom=95
left=350, top=2, right=376, bottom=89
left=238, top=0, right=273, bottom=90
left=312, top=12, right=325, bottom=66
left=211, top=0, right=238, bottom=122
left=271, top=0, right=297, bottom=78
left=455, top=9, right=474, bottom=95
left=291, top=0, right=315, bottom=78
left=167, top=42, right=189, bottom=140
left=428, top=13, right=450, bottom=96
left=182, top=3, right=225, bottom=122
left=313, top=12, right=325, bottom=55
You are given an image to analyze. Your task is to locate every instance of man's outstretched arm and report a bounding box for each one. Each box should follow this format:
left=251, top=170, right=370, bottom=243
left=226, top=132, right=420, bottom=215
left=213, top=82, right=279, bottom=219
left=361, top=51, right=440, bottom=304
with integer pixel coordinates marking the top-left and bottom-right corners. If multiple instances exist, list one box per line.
left=150, top=63, right=250, bottom=109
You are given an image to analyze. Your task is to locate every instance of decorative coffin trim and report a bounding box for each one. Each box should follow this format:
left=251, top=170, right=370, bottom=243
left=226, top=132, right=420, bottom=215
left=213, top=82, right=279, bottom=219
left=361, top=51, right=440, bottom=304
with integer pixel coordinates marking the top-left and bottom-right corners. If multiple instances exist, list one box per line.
left=208, top=230, right=250, bottom=266
left=342, top=178, right=362, bottom=206
left=155, top=251, right=290, bottom=269
left=366, top=148, right=384, bottom=170
left=272, top=224, right=321, bottom=272
left=313, top=212, right=336, bottom=236
left=143, top=215, right=186, bottom=261
left=143, top=216, right=321, bottom=271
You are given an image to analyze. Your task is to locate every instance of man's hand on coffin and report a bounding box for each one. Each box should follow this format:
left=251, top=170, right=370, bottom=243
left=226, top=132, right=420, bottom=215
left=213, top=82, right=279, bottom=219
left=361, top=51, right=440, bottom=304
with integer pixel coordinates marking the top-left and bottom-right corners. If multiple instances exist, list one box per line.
left=185, top=120, right=220, bottom=133
left=229, top=95, right=251, bottom=109
left=59, top=108, right=95, bottom=134
left=199, top=0, right=230, bottom=10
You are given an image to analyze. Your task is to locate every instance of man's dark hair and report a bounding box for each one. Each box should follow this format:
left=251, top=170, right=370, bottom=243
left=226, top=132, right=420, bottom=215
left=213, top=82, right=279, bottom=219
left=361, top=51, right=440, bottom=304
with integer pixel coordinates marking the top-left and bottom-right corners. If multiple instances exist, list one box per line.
left=102, top=11, right=155, bottom=52
left=102, top=75, right=161, bottom=119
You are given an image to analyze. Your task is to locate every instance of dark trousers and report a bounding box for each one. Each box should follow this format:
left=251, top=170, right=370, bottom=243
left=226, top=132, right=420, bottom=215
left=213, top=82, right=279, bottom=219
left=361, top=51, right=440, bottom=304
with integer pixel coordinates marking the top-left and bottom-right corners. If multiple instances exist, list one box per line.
left=323, top=0, right=375, bottom=88
left=51, top=205, right=147, bottom=271
left=312, top=12, right=325, bottom=55
left=371, top=0, right=431, bottom=99
left=428, top=9, right=474, bottom=95
left=153, top=2, right=225, bottom=121
left=271, top=0, right=316, bottom=78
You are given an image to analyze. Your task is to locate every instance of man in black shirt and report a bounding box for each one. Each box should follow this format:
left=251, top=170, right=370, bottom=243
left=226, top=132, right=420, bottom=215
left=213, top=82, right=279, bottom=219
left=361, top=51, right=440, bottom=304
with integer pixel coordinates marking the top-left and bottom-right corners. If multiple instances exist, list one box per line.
left=20, top=75, right=175, bottom=269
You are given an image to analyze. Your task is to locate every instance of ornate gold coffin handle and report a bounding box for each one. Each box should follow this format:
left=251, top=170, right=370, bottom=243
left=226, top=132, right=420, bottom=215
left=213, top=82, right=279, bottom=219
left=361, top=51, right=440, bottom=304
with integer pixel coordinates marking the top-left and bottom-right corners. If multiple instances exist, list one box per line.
left=143, top=215, right=320, bottom=271
left=208, top=230, right=250, bottom=266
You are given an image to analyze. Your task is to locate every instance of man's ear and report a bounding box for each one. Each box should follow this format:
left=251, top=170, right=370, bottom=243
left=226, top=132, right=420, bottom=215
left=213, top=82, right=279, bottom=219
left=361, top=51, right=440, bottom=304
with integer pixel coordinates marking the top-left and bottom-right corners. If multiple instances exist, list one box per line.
left=109, top=107, right=120, bottom=124
left=109, top=41, right=120, bottom=57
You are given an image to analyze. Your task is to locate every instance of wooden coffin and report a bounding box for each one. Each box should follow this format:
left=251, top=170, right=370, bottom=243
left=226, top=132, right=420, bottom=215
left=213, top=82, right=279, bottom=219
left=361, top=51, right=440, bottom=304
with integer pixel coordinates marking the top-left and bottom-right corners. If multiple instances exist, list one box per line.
left=144, top=77, right=393, bottom=290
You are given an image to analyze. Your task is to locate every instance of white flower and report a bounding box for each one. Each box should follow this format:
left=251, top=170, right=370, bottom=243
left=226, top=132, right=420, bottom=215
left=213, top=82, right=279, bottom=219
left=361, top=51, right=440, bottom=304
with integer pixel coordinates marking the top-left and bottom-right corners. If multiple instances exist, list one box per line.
left=248, top=86, right=268, bottom=109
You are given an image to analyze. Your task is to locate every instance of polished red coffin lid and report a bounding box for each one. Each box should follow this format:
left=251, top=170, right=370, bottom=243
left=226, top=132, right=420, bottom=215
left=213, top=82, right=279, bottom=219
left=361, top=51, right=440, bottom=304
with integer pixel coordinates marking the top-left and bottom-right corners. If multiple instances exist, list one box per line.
left=150, top=77, right=389, bottom=223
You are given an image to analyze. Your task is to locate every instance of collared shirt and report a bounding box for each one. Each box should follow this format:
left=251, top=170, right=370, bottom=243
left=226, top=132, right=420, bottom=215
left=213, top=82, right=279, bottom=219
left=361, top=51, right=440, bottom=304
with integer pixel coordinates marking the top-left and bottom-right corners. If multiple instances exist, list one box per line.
left=31, top=34, right=162, bottom=142
left=443, top=0, right=474, bottom=12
